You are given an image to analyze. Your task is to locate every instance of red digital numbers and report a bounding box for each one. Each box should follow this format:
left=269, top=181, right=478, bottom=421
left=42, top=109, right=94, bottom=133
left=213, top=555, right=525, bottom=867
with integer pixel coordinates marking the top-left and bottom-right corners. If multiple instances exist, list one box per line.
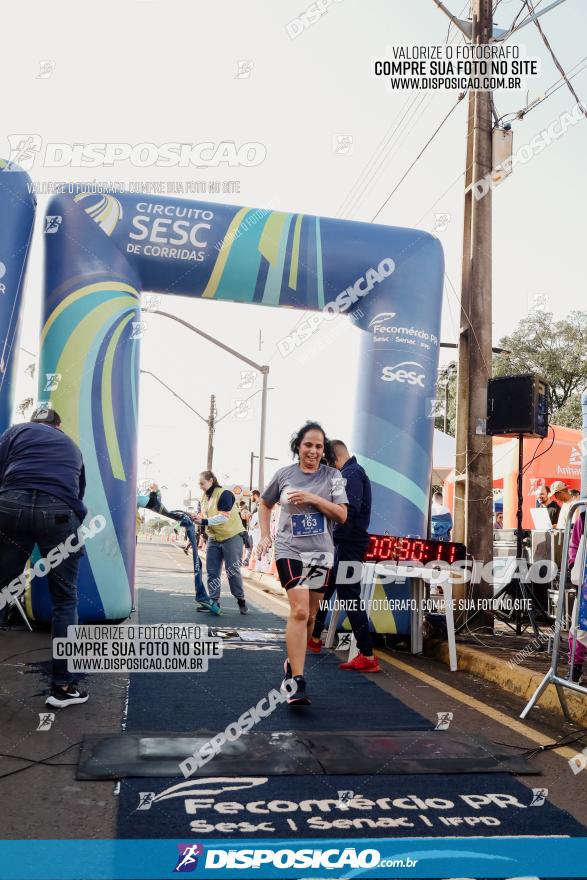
left=364, top=535, right=464, bottom=564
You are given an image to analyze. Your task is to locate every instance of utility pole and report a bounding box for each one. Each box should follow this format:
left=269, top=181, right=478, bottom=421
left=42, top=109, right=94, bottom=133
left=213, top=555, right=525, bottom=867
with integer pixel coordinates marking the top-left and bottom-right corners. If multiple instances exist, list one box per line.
left=207, top=394, right=217, bottom=471
left=455, top=0, right=495, bottom=626
left=152, top=311, right=271, bottom=495
left=250, top=450, right=278, bottom=504
left=258, top=366, right=269, bottom=489
left=467, top=0, right=494, bottom=623
left=249, top=451, right=255, bottom=498
left=434, top=0, right=565, bottom=628
left=453, top=87, right=475, bottom=543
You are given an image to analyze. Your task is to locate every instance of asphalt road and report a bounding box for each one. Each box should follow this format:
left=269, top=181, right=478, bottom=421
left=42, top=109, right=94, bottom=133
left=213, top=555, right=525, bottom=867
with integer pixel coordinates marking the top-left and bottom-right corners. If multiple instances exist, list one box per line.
left=1, top=539, right=585, bottom=859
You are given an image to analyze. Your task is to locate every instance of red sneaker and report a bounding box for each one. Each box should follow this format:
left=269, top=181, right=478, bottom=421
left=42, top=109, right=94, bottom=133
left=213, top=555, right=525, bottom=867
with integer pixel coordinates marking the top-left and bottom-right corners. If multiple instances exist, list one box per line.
left=339, top=653, right=381, bottom=672
left=307, top=638, right=323, bottom=654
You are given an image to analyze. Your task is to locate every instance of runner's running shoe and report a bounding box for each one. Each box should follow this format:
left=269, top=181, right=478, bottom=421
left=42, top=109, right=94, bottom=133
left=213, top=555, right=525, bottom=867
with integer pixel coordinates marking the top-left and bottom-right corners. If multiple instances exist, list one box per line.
left=339, top=653, right=381, bottom=673
left=45, top=683, right=89, bottom=708
left=307, top=637, right=323, bottom=654
left=287, top=675, right=310, bottom=705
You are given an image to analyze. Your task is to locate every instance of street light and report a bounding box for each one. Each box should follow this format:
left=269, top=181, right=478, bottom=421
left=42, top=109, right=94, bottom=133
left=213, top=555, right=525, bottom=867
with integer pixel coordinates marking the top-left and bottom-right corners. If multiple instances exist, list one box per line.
left=150, top=310, right=272, bottom=489
left=249, top=451, right=278, bottom=500
left=141, top=369, right=273, bottom=474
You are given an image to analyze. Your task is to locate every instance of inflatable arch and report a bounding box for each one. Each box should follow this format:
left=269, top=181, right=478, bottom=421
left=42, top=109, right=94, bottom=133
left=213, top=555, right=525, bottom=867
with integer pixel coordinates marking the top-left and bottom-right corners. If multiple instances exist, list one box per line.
left=0, top=163, right=444, bottom=622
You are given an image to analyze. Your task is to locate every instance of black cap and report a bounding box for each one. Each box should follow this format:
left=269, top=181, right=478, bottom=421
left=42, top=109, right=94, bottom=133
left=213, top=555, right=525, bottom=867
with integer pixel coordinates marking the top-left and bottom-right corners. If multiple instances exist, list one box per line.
left=30, top=406, right=61, bottom=426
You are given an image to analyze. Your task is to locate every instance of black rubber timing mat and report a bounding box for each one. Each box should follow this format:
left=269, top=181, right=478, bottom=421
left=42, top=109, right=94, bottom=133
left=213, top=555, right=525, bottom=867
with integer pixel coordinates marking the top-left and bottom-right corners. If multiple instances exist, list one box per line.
left=116, top=570, right=583, bottom=840
left=79, top=729, right=535, bottom=779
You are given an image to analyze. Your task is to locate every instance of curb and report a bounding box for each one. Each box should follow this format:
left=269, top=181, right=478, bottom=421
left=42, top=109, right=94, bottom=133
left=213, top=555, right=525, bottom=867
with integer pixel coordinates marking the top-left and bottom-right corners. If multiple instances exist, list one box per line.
left=425, top=639, right=587, bottom=725
left=242, top=569, right=285, bottom=598
left=241, top=565, right=587, bottom=724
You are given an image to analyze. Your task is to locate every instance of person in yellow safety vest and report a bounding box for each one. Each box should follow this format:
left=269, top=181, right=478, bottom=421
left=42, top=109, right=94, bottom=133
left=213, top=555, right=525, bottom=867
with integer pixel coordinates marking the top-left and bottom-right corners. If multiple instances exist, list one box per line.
left=191, top=470, right=249, bottom=615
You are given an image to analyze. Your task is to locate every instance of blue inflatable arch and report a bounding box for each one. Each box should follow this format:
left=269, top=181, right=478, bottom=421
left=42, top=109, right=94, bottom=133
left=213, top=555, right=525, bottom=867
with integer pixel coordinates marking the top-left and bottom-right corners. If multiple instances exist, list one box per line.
left=0, top=164, right=444, bottom=622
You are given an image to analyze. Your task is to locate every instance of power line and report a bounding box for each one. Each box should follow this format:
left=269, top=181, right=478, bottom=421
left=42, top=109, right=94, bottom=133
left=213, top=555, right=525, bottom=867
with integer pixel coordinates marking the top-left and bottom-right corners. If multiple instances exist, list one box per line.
left=414, top=166, right=467, bottom=227
left=496, top=54, right=587, bottom=123
left=509, top=0, right=531, bottom=32
left=339, top=93, right=426, bottom=218
left=523, top=0, right=587, bottom=116
left=338, top=0, right=469, bottom=220
left=443, top=271, right=492, bottom=379
left=340, top=92, right=430, bottom=219
left=371, top=93, right=467, bottom=222
left=336, top=92, right=418, bottom=217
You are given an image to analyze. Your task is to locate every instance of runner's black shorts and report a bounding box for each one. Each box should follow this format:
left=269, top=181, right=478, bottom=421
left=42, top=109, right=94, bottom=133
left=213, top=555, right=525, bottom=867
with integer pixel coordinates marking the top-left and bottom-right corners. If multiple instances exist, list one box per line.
left=276, top=558, right=331, bottom=593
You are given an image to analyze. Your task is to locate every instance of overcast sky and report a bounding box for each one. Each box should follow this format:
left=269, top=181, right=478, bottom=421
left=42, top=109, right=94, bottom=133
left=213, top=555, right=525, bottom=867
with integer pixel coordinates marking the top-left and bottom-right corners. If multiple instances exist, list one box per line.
left=5, top=0, right=586, bottom=506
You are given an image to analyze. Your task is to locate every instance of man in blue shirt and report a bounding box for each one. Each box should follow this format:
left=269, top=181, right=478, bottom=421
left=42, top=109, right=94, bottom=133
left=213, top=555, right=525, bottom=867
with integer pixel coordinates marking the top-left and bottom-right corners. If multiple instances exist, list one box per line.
left=0, top=407, right=89, bottom=708
left=431, top=491, right=453, bottom=541
left=308, top=440, right=379, bottom=672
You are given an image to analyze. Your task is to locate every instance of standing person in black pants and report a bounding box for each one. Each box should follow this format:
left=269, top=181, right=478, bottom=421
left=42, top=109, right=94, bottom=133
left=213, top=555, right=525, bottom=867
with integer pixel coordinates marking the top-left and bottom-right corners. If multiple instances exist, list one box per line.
left=0, top=407, right=90, bottom=707
left=308, top=440, right=380, bottom=673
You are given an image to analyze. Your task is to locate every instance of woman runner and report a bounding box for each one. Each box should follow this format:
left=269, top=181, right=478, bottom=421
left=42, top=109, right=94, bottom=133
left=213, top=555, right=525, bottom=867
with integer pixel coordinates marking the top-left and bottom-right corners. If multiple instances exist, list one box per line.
left=258, top=422, right=348, bottom=705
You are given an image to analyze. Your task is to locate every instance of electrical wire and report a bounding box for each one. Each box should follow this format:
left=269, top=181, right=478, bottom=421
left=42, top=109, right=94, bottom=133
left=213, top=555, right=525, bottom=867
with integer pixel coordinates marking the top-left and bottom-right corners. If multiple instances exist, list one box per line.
left=0, top=647, right=49, bottom=664
left=0, top=742, right=82, bottom=781
left=341, top=92, right=431, bottom=219
left=509, top=0, right=531, bottom=34
left=492, top=727, right=587, bottom=755
left=337, top=92, right=418, bottom=217
left=371, top=94, right=467, bottom=222
left=270, top=4, right=471, bottom=355
left=523, top=0, right=586, bottom=115
left=520, top=425, right=556, bottom=476
left=443, top=271, right=492, bottom=378
left=521, top=727, right=587, bottom=760
left=339, top=0, right=470, bottom=220
left=496, top=54, right=587, bottom=124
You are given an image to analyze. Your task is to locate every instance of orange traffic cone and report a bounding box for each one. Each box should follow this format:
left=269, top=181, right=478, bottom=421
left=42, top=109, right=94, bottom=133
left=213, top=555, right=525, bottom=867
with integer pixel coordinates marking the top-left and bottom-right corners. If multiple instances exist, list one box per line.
left=268, top=554, right=278, bottom=579
left=248, top=550, right=257, bottom=571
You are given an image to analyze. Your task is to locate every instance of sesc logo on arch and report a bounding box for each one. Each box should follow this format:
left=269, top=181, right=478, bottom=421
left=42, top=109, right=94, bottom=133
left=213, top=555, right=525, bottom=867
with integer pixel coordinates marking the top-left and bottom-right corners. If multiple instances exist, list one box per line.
left=381, top=362, right=426, bottom=387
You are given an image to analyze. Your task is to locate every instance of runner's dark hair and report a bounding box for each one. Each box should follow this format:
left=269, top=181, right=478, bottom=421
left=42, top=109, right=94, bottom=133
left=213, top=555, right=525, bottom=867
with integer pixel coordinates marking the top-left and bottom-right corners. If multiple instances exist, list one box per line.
left=290, top=421, right=336, bottom=466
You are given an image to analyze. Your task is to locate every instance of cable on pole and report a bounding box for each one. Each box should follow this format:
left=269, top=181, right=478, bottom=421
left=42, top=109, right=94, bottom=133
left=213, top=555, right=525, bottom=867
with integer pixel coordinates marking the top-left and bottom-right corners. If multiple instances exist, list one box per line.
left=523, top=0, right=587, bottom=116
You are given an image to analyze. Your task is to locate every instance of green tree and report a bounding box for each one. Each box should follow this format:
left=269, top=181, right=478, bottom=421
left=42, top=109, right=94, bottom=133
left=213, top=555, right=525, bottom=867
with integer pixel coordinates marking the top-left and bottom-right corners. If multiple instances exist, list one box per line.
left=494, top=310, right=587, bottom=429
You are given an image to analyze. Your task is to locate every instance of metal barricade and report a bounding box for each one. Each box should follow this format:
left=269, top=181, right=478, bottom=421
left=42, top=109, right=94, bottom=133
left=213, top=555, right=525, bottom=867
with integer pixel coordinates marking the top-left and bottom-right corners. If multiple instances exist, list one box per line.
left=521, top=498, right=587, bottom=721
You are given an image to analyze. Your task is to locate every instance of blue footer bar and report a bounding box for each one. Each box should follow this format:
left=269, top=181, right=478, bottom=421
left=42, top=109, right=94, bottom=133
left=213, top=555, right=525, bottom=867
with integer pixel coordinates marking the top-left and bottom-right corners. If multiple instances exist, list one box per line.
left=0, top=836, right=584, bottom=879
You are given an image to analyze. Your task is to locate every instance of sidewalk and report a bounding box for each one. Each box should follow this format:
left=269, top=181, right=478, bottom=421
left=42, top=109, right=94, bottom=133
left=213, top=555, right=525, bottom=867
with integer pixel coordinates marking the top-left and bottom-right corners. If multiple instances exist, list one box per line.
left=425, top=628, right=587, bottom=726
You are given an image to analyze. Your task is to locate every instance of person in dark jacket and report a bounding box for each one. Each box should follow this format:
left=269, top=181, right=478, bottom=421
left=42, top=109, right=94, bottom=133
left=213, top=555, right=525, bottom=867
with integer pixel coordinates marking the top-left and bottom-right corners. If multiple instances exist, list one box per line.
left=0, top=407, right=89, bottom=708
left=308, top=440, right=379, bottom=672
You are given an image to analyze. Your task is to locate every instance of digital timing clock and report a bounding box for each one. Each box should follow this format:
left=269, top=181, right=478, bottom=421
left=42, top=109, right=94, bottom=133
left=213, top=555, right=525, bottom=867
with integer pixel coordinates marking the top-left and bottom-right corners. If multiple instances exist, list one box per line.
left=364, top=535, right=466, bottom=565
